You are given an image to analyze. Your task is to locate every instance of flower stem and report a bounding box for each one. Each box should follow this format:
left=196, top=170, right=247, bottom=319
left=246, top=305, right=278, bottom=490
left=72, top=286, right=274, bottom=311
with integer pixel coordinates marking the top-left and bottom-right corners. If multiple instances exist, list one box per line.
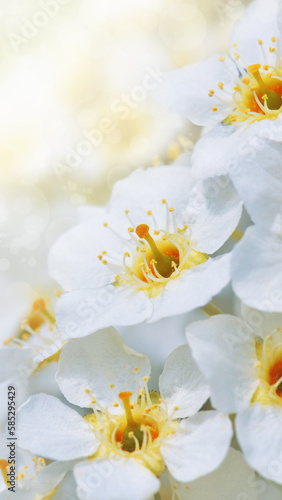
left=202, top=302, right=222, bottom=317
left=154, top=494, right=163, bottom=500
left=230, top=227, right=244, bottom=242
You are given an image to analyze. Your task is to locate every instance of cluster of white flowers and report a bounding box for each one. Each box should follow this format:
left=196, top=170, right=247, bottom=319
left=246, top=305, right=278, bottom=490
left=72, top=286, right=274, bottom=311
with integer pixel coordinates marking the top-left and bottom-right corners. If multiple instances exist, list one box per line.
left=1, top=0, right=282, bottom=498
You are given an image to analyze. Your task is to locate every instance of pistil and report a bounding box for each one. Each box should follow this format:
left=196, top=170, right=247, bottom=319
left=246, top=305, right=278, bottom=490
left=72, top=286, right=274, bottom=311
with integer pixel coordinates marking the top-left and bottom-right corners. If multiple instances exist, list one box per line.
left=119, top=392, right=144, bottom=452
left=135, top=224, right=179, bottom=278
left=248, top=64, right=282, bottom=109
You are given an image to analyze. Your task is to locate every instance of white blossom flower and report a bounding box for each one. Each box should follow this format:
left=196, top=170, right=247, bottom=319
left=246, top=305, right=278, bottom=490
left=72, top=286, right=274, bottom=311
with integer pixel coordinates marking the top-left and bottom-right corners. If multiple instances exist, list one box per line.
left=186, top=307, right=282, bottom=483
left=48, top=164, right=242, bottom=338
left=0, top=295, right=65, bottom=388
left=18, top=329, right=232, bottom=500
left=157, top=0, right=282, bottom=178
left=0, top=449, right=76, bottom=500
left=231, top=226, right=282, bottom=313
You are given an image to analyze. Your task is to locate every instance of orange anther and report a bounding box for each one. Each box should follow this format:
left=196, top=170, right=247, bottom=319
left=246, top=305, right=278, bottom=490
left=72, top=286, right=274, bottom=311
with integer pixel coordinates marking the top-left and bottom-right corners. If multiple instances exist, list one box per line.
left=135, top=224, right=150, bottom=239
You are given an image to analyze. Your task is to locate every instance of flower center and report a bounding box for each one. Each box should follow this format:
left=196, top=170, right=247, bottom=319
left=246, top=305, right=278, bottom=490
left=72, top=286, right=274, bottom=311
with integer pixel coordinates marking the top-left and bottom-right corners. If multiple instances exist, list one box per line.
left=135, top=224, right=179, bottom=279
left=268, top=359, right=282, bottom=397
left=84, top=375, right=178, bottom=475
left=118, top=391, right=158, bottom=452
left=210, top=37, right=282, bottom=125
left=252, top=328, right=282, bottom=405
left=99, top=200, right=208, bottom=298
left=247, top=63, right=282, bottom=111
left=3, top=298, right=64, bottom=366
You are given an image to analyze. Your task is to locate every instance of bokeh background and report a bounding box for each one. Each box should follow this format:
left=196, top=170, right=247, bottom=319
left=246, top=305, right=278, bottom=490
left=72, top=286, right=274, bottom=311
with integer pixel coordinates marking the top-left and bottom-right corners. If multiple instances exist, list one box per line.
left=0, top=0, right=250, bottom=297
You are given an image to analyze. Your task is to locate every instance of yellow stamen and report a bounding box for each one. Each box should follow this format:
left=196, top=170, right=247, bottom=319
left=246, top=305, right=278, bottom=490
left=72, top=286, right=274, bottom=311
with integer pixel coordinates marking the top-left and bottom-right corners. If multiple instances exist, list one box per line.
left=241, top=76, right=250, bottom=85
left=32, top=299, right=46, bottom=311
left=0, top=460, right=9, bottom=487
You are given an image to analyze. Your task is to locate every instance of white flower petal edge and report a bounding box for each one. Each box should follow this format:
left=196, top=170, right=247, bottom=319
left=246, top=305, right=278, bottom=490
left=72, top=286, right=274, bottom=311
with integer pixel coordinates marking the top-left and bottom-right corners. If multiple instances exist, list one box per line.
left=18, top=394, right=99, bottom=461
left=149, top=253, right=231, bottom=323
left=56, top=328, right=151, bottom=413
left=231, top=226, right=282, bottom=313
left=236, top=403, right=282, bottom=484
left=0, top=347, right=34, bottom=384
left=74, top=457, right=160, bottom=500
left=155, top=55, right=237, bottom=126
left=191, top=111, right=282, bottom=181
left=191, top=124, right=243, bottom=178
left=109, top=166, right=196, bottom=226
left=186, top=176, right=243, bottom=255
left=48, top=210, right=121, bottom=292
left=159, top=344, right=210, bottom=418
left=55, top=286, right=153, bottom=338
left=186, top=314, right=259, bottom=413
left=111, top=165, right=242, bottom=255
left=241, top=302, right=282, bottom=340
left=34, top=460, right=77, bottom=499
left=229, top=139, right=282, bottom=235
left=230, top=0, right=281, bottom=66
left=161, top=410, right=232, bottom=482
left=169, top=448, right=258, bottom=500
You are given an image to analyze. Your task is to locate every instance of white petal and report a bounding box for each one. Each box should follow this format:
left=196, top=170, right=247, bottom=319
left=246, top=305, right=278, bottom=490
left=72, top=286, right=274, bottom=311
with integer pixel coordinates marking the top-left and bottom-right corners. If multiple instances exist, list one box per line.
left=249, top=115, right=282, bottom=144
left=155, top=55, right=236, bottom=126
left=229, top=139, right=282, bottom=235
left=186, top=176, right=243, bottom=253
left=186, top=315, right=258, bottom=413
left=231, top=226, right=282, bottom=313
left=236, top=403, right=282, bottom=484
left=77, top=204, right=106, bottom=222
left=0, top=347, right=34, bottom=384
left=118, top=309, right=207, bottom=390
left=53, top=471, right=78, bottom=500
left=74, top=457, right=160, bottom=500
left=110, top=166, right=196, bottom=231
left=48, top=211, right=124, bottom=291
left=230, top=0, right=280, bottom=66
left=240, top=303, right=282, bottom=340
left=149, top=253, right=231, bottom=322
left=169, top=448, right=259, bottom=500
left=55, top=286, right=152, bottom=338
left=18, top=394, right=99, bottom=460
left=56, top=328, right=151, bottom=412
left=35, top=460, right=77, bottom=499
left=159, top=344, right=210, bottom=418
left=191, top=124, right=244, bottom=178
left=161, top=410, right=232, bottom=482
